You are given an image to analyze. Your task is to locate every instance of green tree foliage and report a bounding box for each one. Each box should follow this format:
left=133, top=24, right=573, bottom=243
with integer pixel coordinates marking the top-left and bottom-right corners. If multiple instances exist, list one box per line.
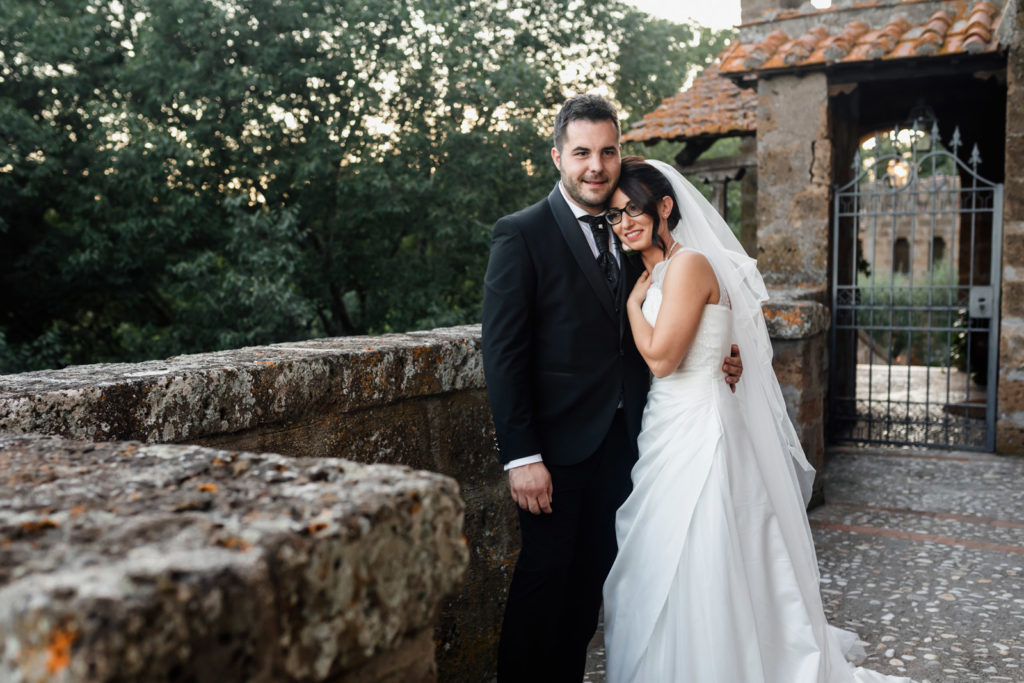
left=1, top=0, right=730, bottom=371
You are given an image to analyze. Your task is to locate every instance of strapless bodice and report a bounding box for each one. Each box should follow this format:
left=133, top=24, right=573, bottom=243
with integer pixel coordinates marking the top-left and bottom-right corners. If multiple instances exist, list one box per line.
left=641, top=253, right=732, bottom=379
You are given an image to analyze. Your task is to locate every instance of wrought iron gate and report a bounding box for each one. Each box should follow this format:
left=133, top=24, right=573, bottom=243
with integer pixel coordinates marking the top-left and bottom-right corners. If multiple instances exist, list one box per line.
left=830, top=122, right=1003, bottom=450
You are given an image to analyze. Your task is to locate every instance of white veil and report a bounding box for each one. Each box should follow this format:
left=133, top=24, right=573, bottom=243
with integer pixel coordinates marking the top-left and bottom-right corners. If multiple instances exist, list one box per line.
left=647, top=159, right=817, bottom=508
left=648, top=160, right=872, bottom=672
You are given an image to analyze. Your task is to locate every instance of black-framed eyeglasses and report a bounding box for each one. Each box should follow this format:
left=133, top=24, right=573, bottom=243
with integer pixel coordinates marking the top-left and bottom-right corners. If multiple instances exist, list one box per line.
left=605, top=202, right=644, bottom=225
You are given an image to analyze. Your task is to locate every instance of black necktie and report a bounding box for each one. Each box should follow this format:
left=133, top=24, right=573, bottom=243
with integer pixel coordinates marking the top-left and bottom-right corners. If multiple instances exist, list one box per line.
left=580, top=214, right=620, bottom=295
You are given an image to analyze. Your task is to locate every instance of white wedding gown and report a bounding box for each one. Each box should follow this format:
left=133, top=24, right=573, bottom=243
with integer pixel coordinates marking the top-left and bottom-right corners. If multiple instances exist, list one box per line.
left=603, top=252, right=915, bottom=683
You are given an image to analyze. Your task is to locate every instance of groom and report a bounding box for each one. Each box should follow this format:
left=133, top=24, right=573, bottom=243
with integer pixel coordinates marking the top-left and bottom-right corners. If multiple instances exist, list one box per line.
left=482, top=94, right=740, bottom=681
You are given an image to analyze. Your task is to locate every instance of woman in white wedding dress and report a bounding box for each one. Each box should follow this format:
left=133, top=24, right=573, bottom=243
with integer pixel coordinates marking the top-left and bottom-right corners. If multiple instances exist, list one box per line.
left=601, top=157, right=915, bottom=683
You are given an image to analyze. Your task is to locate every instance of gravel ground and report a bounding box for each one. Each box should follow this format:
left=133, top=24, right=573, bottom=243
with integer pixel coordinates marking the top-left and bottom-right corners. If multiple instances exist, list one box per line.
left=583, top=445, right=1024, bottom=682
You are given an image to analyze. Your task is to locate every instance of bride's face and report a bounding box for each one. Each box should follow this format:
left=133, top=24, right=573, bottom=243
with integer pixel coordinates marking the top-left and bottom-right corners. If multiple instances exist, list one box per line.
left=609, top=188, right=669, bottom=254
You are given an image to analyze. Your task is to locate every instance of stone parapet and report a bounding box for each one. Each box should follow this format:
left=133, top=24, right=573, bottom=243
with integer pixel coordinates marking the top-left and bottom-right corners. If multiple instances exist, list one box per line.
left=0, top=326, right=484, bottom=444
left=763, top=298, right=829, bottom=340
left=0, top=320, right=832, bottom=676
left=0, top=326, right=509, bottom=682
left=0, top=433, right=467, bottom=682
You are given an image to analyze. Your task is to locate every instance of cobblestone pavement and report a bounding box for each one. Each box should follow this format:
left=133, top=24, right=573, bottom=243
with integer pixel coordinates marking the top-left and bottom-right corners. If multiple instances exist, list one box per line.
left=583, top=445, right=1024, bottom=682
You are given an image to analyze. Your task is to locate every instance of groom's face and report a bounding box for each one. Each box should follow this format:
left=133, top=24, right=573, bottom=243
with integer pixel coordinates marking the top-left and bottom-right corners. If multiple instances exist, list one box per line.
left=551, top=119, right=620, bottom=213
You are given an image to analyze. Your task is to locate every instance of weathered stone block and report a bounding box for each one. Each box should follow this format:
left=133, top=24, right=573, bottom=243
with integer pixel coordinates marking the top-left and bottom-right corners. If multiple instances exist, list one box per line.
left=764, top=299, right=829, bottom=341
left=758, top=234, right=803, bottom=281
left=766, top=298, right=828, bottom=494
left=789, top=186, right=830, bottom=225
left=0, top=434, right=468, bottom=682
left=0, top=327, right=508, bottom=682
left=996, top=418, right=1024, bottom=453
left=0, top=319, right=838, bottom=679
left=759, top=145, right=799, bottom=185
left=0, top=327, right=485, bottom=444
left=1002, top=232, right=1024, bottom=285
left=756, top=72, right=830, bottom=290
left=1001, top=282, right=1024, bottom=318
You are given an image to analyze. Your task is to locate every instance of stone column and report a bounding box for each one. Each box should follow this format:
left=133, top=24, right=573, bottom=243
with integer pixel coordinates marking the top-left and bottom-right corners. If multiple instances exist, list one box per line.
left=756, top=72, right=832, bottom=296
left=765, top=300, right=829, bottom=506
left=998, top=7, right=1024, bottom=452
left=710, top=178, right=729, bottom=219
left=739, top=136, right=759, bottom=257
left=754, top=72, right=832, bottom=479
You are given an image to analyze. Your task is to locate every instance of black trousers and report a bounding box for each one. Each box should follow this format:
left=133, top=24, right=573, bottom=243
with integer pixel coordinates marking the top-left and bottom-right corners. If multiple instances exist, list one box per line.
left=497, top=410, right=636, bottom=682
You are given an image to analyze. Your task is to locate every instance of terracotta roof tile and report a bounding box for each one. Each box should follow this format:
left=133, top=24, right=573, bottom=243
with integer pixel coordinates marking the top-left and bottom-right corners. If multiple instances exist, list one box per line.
left=867, top=16, right=912, bottom=58
left=745, top=29, right=791, bottom=69
left=780, top=26, right=830, bottom=64
left=622, top=63, right=757, bottom=144
left=821, top=20, right=871, bottom=61
left=719, top=0, right=1005, bottom=76
left=964, top=0, right=999, bottom=52
left=915, top=9, right=953, bottom=55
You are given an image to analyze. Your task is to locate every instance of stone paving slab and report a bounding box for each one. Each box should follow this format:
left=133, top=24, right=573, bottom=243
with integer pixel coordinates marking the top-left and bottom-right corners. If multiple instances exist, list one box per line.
left=584, top=446, right=1024, bottom=682
left=810, top=504, right=1024, bottom=549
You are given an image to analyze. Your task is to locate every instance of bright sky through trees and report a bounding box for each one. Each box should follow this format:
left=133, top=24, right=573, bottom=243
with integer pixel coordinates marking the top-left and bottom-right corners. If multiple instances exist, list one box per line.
left=625, top=0, right=741, bottom=30
left=625, top=0, right=832, bottom=29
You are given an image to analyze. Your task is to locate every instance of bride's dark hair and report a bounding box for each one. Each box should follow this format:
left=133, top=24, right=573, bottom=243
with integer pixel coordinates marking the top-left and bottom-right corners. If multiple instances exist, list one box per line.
left=617, top=155, right=682, bottom=255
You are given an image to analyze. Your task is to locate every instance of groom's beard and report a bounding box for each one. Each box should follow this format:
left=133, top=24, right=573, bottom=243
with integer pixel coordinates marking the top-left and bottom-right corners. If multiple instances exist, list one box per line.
left=562, top=173, right=614, bottom=210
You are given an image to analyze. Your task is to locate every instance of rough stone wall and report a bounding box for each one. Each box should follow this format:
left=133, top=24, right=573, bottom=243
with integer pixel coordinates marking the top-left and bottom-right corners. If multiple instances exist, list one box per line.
left=752, top=69, right=832, bottom=475
left=0, top=327, right=512, bottom=682
left=764, top=299, right=829, bottom=504
left=740, top=0, right=803, bottom=24
left=756, top=72, right=832, bottom=295
left=0, top=320, right=832, bottom=677
left=999, top=2, right=1024, bottom=451
left=0, top=433, right=467, bottom=682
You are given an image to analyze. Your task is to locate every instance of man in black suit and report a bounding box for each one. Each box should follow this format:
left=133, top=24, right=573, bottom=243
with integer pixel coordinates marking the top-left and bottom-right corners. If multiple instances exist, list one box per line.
left=482, top=94, right=740, bottom=681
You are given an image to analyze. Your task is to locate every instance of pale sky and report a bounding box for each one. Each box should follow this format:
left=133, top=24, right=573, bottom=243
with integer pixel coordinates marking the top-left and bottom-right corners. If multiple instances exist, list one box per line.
left=625, top=0, right=832, bottom=30
left=624, top=0, right=742, bottom=31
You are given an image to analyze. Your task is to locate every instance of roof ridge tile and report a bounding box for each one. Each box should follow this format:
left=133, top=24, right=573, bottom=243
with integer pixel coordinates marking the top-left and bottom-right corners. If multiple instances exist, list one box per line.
left=866, top=16, right=912, bottom=59
left=745, top=29, right=790, bottom=69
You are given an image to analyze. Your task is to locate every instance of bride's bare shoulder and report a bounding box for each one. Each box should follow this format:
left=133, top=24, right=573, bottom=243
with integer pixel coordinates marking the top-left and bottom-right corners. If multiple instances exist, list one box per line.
left=664, top=249, right=719, bottom=301
left=664, top=248, right=713, bottom=280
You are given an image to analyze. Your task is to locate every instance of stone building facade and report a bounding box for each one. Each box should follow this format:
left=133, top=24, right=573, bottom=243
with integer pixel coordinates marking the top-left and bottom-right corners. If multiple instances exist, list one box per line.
left=627, top=0, right=1022, bottom=454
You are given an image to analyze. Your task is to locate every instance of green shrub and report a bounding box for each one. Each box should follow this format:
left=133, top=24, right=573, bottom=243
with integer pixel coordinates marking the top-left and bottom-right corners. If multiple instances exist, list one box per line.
left=856, top=259, right=960, bottom=366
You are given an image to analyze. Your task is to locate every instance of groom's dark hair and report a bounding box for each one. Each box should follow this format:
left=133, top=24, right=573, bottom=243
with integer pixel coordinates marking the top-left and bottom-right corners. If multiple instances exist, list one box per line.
left=553, top=94, right=620, bottom=152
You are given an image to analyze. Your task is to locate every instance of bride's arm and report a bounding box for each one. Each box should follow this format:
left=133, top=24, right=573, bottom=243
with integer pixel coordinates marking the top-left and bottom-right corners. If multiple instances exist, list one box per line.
left=627, top=251, right=718, bottom=378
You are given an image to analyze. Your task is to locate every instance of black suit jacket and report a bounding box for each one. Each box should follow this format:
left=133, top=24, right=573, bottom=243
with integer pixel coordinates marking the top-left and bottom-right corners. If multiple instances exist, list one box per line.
left=482, top=183, right=650, bottom=467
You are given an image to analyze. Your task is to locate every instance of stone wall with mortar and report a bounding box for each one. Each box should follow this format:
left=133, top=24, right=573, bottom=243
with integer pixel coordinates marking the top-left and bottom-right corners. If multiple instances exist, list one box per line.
left=740, top=0, right=803, bottom=24
left=0, top=326, right=512, bottom=682
left=0, top=433, right=467, bottom=682
left=764, top=298, right=829, bottom=505
left=999, top=2, right=1024, bottom=452
left=756, top=72, right=832, bottom=297
left=0, top=320, right=830, bottom=678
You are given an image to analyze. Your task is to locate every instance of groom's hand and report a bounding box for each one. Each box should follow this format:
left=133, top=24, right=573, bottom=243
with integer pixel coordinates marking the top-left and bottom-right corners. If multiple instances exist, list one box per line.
left=508, top=462, right=553, bottom=515
left=723, top=344, right=743, bottom=393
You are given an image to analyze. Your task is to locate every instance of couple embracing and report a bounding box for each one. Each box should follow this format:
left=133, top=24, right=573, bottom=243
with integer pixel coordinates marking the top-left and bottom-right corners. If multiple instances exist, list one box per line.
left=482, top=95, right=913, bottom=683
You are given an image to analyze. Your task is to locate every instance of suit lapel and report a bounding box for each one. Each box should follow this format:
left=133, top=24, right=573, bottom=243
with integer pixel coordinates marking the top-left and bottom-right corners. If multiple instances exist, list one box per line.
left=547, top=184, right=617, bottom=323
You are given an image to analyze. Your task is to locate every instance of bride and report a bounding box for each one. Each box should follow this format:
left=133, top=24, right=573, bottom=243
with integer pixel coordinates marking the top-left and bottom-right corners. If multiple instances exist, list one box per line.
left=601, top=156, right=915, bottom=683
